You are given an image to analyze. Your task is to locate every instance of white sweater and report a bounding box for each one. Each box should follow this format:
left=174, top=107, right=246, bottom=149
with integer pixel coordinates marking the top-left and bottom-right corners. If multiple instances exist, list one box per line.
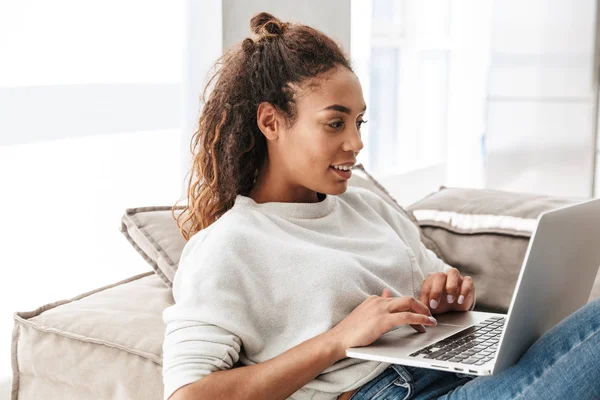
left=162, top=186, right=463, bottom=400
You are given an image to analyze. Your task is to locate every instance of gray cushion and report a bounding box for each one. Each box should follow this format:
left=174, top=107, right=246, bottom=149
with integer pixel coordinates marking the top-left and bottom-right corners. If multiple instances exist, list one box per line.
left=407, top=186, right=599, bottom=314
left=120, top=163, right=441, bottom=287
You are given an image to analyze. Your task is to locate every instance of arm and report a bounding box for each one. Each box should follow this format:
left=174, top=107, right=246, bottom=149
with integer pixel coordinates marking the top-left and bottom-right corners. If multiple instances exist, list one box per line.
left=357, top=189, right=477, bottom=310
left=415, top=240, right=477, bottom=312
left=404, top=221, right=477, bottom=311
left=163, top=231, right=349, bottom=400
left=170, top=329, right=345, bottom=400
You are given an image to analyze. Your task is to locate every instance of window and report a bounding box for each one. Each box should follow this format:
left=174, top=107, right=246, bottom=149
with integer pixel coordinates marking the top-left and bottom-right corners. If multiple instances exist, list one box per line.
left=351, top=0, right=493, bottom=205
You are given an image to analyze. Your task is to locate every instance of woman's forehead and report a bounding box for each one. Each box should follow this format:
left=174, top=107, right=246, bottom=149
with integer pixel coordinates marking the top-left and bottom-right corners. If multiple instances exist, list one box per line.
left=298, top=75, right=364, bottom=113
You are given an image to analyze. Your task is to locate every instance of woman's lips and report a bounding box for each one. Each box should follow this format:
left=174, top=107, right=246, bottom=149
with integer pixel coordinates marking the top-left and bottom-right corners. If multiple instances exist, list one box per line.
left=330, top=166, right=352, bottom=179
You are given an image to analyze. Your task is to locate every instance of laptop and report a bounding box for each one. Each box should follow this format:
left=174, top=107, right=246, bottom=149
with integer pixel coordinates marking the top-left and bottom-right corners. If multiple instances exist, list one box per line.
left=345, top=197, right=600, bottom=376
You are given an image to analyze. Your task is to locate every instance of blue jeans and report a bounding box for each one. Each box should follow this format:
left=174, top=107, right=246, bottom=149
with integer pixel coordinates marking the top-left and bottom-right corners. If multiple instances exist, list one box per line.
left=348, top=297, right=600, bottom=400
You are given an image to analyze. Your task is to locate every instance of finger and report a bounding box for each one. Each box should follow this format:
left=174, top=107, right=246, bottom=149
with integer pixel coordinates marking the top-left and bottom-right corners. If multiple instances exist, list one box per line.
left=388, top=296, right=432, bottom=317
left=445, top=268, right=461, bottom=304
left=387, top=298, right=435, bottom=333
left=392, top=311, right=437, bottom=330
left=381, top=289, right=427, bottom=333
left=458, top=276, right=474, bottom=306
left=428, top=273, right=447, bottom=310
left=464, top=290, right=475, bottom=310
left=381, top=289, right=423, bottom=332
left=419, top=275, right=433, bottom=308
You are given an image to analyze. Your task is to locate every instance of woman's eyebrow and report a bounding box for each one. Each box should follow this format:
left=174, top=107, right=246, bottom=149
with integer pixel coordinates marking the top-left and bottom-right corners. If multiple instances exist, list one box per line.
left=318, top=104, right=367, bottom=114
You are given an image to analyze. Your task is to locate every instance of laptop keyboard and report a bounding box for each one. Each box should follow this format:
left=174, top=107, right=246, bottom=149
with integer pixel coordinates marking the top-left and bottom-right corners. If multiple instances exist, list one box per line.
left=409, top=316, right=506, bottom=366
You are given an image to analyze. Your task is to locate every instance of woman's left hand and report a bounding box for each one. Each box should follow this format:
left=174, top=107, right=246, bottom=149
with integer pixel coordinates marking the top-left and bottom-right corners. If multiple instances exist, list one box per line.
left=419, top=267, right=475, bottom=315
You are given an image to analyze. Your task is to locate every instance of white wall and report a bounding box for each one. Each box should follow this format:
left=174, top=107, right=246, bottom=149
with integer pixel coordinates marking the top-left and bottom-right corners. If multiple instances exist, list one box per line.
left=1, top=0, right=185, bottom=392
left=0, top=1, right=182, bottom=145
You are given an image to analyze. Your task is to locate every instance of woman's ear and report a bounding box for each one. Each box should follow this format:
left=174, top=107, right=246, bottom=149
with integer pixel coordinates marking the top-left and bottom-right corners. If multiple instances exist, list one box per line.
left=257, top=102, right=281, bottom=141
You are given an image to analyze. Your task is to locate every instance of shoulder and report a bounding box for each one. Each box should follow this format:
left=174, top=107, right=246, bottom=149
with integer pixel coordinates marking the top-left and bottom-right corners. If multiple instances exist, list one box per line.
left=175, top=208, right=260, bottom=281
left=182, top=208, right=258, bottom=260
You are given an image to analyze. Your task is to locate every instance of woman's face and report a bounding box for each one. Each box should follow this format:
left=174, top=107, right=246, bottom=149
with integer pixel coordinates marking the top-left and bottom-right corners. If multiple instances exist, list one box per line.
left=254, top=65, right=366, bottom=203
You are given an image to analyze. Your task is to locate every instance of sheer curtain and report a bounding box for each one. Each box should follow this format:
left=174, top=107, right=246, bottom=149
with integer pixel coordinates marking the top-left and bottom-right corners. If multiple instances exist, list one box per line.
left=0, top=0, right=185, bottom=391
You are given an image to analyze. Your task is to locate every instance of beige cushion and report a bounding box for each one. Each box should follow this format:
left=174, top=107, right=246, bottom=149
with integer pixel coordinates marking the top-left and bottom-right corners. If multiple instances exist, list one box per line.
left=120, top=163, right=444, bottom=287
left=407, top=186, right=600, bottom=314
left=11, top=271, right=168, bottom=400
left=120, top=206, right=186, bottom=287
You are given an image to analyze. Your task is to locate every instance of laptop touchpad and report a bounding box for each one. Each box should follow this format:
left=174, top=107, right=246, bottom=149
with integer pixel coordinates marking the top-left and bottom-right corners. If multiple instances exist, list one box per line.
left=370, top=324, right=468, bottom=349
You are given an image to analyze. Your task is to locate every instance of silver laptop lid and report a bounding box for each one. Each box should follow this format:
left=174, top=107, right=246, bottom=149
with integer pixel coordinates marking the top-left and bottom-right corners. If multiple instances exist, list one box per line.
left=492, top=198, right=600, bottom=375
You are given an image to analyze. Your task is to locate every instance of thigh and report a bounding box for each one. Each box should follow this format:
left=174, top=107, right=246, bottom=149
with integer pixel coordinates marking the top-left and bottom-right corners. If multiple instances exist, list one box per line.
left=348, top=364, right=471, bottom=400
left=348, top=365, right=412, bottom=400
left=404, top=366, right=475, bottom=400
left=435, top=298, right=600, bottom=400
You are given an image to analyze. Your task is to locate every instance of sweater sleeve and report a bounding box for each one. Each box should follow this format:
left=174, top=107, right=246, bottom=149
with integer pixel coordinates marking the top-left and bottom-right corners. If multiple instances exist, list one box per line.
left=386, top=206, right=454, bottom=276
left=161, top=232, right=249, bottom=400
left=385, top=204, right=477, bottom=311
left=355, top=188, right=452, bottom=275
left=355, top=188, right=477, bottom=310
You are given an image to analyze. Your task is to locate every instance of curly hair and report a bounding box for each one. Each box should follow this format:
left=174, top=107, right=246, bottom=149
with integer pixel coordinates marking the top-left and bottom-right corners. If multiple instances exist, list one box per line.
left=172, top=11, right=353, bottom=241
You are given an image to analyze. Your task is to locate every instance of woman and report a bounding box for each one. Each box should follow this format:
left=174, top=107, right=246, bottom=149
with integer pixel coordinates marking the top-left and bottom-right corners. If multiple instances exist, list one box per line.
left=162, top=12, right=600, bottom=400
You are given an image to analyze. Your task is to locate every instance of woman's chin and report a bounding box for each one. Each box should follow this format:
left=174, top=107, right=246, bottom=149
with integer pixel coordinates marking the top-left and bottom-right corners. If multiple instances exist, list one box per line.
left=327, top=182, right=349, bottom=194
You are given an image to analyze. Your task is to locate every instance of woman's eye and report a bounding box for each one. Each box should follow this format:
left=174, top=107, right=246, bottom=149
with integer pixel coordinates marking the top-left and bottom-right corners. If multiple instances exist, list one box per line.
left=328, top=120, right=368, bottom=130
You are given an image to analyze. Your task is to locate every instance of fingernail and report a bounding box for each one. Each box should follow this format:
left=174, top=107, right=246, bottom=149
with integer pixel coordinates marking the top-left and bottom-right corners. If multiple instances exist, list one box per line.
left=458, top=295, right=465, bottom=304
left=430, top=299, right=438, bottom=309
left=447, top=295, right=454, bottom=304
left=428, top=316, right=437, bottom=325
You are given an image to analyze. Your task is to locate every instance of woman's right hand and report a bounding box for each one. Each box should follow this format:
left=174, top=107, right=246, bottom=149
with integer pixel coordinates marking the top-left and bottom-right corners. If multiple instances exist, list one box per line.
left=329, top=288, right=438, bottom=358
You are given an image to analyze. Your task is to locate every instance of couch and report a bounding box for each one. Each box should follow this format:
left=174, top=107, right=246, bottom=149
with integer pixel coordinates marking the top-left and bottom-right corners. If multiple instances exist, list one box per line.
left=10, top=164, right=600, bottom=399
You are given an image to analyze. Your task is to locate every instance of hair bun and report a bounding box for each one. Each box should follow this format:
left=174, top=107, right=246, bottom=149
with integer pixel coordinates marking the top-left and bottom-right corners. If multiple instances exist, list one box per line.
left=242, top=37, right=255, bottom=53
left=250, top=12, right=288, bottom=37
